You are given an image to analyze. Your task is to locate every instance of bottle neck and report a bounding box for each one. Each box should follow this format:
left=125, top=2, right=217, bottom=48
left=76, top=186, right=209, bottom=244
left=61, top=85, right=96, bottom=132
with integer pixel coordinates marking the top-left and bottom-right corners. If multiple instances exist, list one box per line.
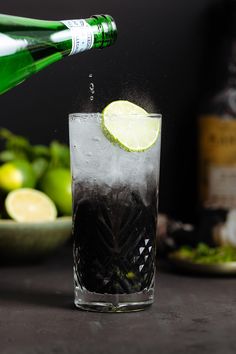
left=61, top=19, right=94, bottom=55
left=226, top=39, right=236, bottom=86
left=86, top=15, right=117, bottom=49
left=210, top=0, right=236, bottom=89
left=201, top=38, right=236, bottom=116
left=61, top=15, right=117, bottom=56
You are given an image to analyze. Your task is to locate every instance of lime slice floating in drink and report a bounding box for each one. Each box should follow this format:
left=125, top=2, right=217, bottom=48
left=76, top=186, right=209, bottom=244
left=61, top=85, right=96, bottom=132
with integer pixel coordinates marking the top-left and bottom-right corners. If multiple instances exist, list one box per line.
left=5, top=188, right=57, bottom=222
left=102, top=100, right=160, bottom=152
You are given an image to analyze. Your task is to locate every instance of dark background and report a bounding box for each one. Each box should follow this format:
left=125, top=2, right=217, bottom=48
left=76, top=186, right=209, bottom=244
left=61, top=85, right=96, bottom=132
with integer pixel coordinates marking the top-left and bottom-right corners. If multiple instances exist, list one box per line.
left=0, top=0, right=221, bottom=222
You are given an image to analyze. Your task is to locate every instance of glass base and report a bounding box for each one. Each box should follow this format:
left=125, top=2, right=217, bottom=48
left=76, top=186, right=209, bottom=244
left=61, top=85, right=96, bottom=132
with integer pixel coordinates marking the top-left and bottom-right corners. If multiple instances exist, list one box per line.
left=74, top=287, right=154, bottom=312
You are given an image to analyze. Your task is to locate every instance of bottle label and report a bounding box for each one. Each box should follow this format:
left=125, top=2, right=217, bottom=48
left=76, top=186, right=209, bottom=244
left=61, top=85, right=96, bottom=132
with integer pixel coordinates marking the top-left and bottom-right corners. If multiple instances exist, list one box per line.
left=61, top=19, right=94, bottom=55
left=199, top=115, right=236, bottom=209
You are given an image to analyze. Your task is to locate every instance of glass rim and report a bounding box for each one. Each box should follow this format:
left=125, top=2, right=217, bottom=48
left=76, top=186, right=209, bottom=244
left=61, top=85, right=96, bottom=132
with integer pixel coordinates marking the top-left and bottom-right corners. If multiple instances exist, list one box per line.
left=69, top=112, right=162, bottom=120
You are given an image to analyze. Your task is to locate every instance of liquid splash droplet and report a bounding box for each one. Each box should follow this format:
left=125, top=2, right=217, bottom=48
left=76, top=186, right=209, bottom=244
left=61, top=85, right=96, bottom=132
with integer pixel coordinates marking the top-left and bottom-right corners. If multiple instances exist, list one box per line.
left=88, top=73, right=95, bottom=104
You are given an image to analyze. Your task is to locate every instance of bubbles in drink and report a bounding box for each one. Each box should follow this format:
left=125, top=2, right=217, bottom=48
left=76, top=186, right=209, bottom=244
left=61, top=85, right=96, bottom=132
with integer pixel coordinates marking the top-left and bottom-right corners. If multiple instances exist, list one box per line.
left=70, top=112, right=161, bottom=297
left=69, top=114, right=161, bottom=201
left=92, top=136, right=101, bottom=142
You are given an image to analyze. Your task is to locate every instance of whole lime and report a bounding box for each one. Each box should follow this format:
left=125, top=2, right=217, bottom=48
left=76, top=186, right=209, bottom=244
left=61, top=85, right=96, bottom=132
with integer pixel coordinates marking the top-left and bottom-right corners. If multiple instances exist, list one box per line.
left=39, top=168, right=72, bottom=215
left=0, top=160, right=36, bottom=193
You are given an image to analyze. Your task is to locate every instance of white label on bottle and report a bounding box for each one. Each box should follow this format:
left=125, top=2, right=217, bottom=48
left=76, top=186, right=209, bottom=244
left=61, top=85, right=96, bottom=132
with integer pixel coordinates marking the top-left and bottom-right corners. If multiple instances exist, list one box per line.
left=206, top=165, right=236, bottom=209
left=61, top=19, right=94, bottom=55
left=221, top=209, right=236, bottom=246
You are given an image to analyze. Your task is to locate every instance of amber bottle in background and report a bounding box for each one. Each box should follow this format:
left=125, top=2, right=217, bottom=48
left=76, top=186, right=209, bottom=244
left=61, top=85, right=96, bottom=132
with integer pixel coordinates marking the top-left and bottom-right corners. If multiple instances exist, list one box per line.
left=198, top=0, right=236, bottom=247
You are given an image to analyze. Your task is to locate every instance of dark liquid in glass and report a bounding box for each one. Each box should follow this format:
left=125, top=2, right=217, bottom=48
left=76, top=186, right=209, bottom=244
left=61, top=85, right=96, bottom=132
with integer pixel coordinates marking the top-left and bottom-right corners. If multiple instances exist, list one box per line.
left=73, top=185, right=157, bottom=294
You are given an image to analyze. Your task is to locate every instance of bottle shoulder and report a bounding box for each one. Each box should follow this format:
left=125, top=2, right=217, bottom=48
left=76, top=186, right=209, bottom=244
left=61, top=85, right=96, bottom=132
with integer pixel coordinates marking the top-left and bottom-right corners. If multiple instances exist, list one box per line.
left=201, top=86, right=236, bottom=118
left=0, top=14, right=63, bottom=30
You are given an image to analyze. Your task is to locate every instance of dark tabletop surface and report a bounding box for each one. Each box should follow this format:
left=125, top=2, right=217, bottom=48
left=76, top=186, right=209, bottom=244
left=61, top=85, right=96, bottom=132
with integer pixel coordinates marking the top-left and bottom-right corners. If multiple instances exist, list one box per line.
left=0, top=245, right=235, bottom=354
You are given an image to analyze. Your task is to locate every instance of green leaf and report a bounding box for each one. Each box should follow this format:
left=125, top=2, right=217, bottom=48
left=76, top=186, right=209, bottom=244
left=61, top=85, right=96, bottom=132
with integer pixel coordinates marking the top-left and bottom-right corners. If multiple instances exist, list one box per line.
left=32, top=157, right=49, bottom=180
left=32, top=145, right=50, bottom=159
left=0, top=150, right=27, bottom=162
left=0, top=128, right=31, bottom=160
left=49, top=141, right=70, bottom=168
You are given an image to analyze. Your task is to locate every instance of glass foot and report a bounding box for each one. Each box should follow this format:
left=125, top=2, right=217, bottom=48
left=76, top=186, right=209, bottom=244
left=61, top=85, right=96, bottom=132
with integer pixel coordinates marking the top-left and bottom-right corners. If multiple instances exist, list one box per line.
left=74, top=287, right=154, bottom=312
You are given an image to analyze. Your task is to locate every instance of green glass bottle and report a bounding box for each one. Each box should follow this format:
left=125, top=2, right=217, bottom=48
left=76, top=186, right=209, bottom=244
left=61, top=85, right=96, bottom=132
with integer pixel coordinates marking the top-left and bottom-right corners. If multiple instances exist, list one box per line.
left=0, top=14, right=117, bottom=94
